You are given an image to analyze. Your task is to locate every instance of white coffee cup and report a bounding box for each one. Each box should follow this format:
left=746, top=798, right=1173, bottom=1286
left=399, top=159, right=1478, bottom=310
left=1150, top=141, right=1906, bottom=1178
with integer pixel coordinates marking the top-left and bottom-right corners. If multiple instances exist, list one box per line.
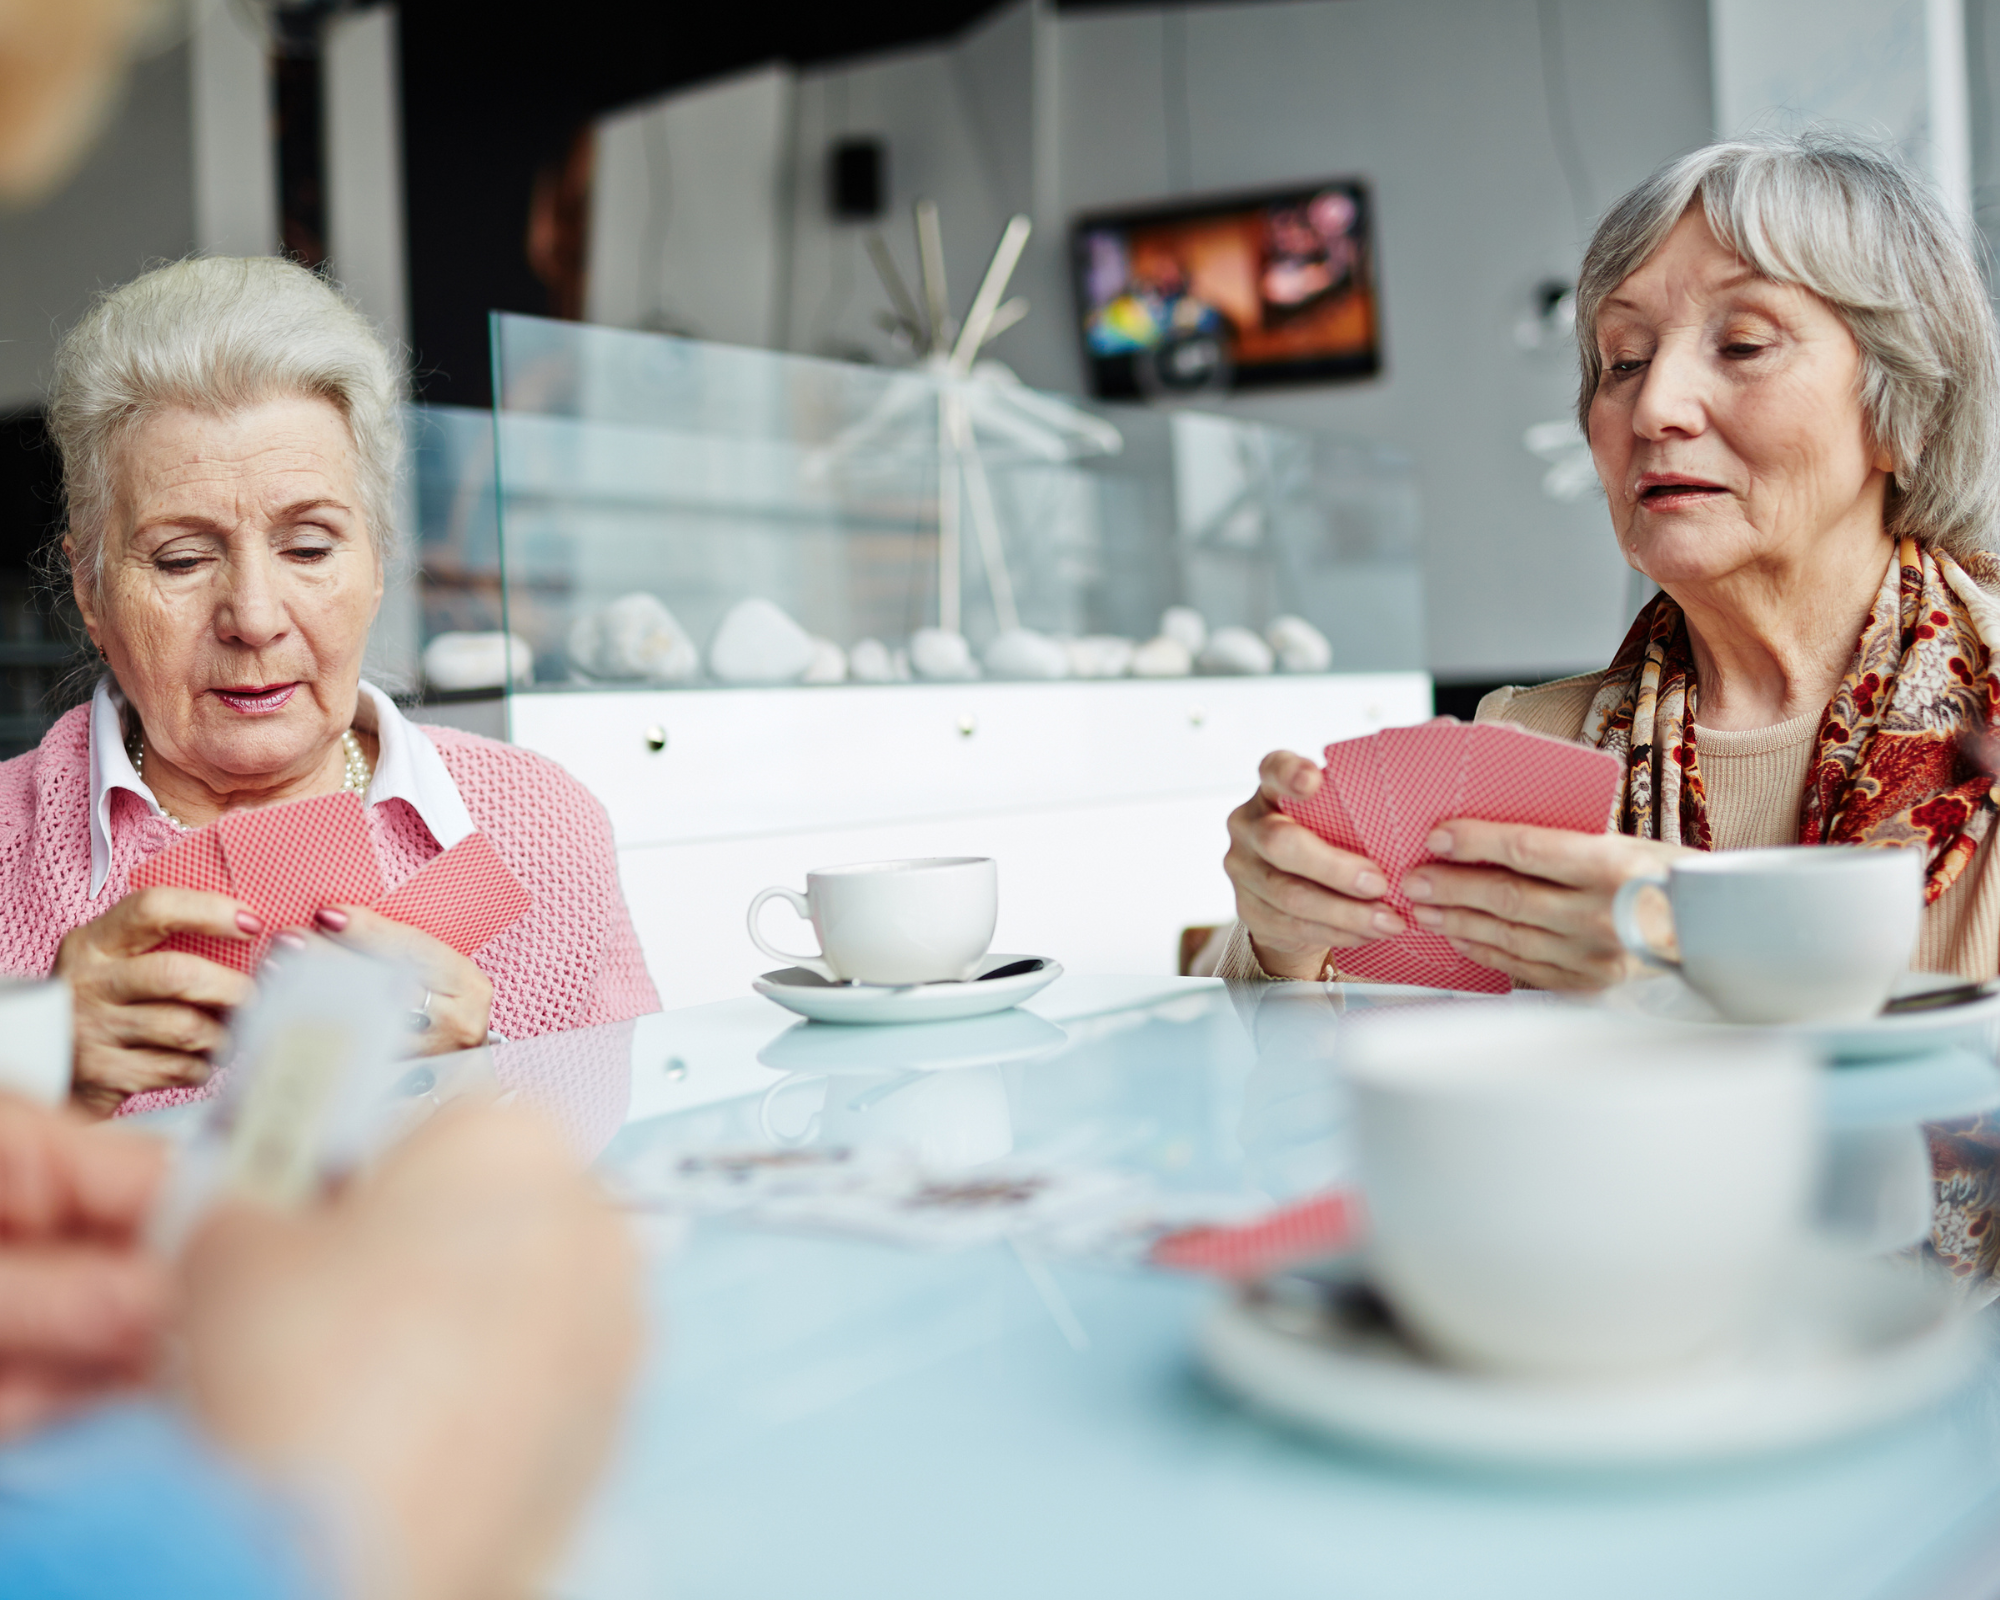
left=748, top=857, right=998, bottom=985
left=1342, top=1005, right=1817, bottom=1380
left=1612, top=845, right=1922, bottom=1024
left=0, top=978, right=72, bottom=1107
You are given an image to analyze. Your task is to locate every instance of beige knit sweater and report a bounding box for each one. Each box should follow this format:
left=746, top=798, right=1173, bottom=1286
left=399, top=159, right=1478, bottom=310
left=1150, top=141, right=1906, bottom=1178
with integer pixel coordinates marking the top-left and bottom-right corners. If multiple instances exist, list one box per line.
left=1216, top=671, right=2000, bottom=983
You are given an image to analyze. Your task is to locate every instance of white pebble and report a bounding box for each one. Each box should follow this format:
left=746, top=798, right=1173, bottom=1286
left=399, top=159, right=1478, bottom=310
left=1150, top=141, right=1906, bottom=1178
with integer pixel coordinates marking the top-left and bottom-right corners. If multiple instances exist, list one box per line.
left=802, top=637, right=848, bottom=684
left=910, top=627, right=980, bottom=680
left=849, top=638, right=897, bottom=682
left=424, top=631, right=533, bottom=690
left=1198, top=626, right=1274, bottom=675
left=984, top=627, right=1071, bottom=679
left=708, top=598, right=817, bottom=684
left=1067, top=636, right=1135, bottom=678
left=1160, top=606, right=1207, bottom=655
left=1129, top=635, right=1193, bottom=677
left=568, top=592, right=699, bottom=682
left=1266, top=614, right=1332, bottom=673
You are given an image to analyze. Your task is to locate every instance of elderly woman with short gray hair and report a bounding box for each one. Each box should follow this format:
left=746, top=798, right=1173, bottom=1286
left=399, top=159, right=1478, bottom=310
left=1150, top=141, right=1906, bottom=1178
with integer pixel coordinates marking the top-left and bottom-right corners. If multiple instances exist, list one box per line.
left=1226, top=132, right=2000, bottom=997
left=0, top=255, right=657, bottom=1115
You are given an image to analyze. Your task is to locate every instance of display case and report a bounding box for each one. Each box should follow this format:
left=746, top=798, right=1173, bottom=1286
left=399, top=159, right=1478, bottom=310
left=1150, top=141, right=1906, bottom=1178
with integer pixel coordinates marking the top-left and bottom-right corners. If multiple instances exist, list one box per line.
left=410, top=318, right=1433, bottom=1004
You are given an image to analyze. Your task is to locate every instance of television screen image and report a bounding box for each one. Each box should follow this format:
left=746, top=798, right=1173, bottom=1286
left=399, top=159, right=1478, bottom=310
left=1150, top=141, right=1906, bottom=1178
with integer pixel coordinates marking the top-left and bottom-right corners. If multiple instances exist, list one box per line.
left=1071, top=179, right=1381, bottom=400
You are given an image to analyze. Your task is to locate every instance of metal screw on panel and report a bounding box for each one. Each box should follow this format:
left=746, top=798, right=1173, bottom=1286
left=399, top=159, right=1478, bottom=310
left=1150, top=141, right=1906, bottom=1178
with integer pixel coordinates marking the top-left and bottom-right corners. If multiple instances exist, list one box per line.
left=957, top=714, right=976, bottom=737
left=1188, top=705, right=1206, bottom=727
left=644, top=725, right=668, bottom=753
left=664, top=1057, right=689, bottom=1081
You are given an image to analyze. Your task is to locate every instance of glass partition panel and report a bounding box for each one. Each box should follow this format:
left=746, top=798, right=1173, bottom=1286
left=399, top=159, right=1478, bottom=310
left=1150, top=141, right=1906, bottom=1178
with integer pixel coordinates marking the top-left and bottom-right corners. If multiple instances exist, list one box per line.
left=413, top=313, right=1424, bottom=694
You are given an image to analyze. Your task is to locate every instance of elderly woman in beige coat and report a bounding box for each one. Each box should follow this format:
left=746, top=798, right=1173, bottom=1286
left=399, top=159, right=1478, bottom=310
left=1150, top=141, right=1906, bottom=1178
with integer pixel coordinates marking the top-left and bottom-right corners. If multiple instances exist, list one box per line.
left=1220, top=133, right=2000, bottom=1286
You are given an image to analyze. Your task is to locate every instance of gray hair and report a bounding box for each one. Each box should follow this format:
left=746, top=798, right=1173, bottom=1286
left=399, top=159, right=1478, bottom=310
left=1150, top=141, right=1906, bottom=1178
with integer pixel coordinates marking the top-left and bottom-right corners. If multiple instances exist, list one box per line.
left=1575, top=132, right=2000, bottom=559
left=46, top=255, right=404, bottom=590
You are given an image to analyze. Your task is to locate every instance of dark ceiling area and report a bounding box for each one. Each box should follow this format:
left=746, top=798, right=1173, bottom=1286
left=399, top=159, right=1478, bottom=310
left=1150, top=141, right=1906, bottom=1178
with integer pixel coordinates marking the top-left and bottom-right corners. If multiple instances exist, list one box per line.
left=397, top=0, right=1291, bottom=408
left=398, top=0, right=1013, bottom=408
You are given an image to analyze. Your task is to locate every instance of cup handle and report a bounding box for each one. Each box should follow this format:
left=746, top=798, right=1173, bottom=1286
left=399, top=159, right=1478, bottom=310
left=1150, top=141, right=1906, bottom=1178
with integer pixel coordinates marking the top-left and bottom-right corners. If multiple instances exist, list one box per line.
left=747, top=887, right=838, bottom=981
left=758, top=1073, right=826, bottom=1147
left=1611, top=871, right=1679, bottom=971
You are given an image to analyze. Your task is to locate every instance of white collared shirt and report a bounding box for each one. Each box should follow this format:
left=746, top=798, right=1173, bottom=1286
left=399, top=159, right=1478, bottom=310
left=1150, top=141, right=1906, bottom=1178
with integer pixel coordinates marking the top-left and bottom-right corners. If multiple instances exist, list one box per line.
left=88, top=679, right=476, bottom=896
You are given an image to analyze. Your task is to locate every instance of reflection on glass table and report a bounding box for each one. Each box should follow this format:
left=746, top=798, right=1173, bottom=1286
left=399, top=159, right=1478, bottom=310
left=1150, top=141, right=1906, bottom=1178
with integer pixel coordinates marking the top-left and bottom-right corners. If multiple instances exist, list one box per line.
left=459, top=976, right=2000, bottom=1600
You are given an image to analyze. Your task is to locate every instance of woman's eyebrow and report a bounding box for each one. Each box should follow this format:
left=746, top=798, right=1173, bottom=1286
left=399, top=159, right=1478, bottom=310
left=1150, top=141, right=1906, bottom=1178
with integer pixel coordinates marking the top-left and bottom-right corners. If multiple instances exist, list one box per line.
left=269, top=496, right=353, bottom=521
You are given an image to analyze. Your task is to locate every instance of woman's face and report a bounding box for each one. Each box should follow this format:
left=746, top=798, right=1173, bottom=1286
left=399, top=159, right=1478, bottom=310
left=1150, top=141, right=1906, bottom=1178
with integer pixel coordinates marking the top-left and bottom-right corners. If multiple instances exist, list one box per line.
left=76, top=395, right=382, bottom=794
left=1588, top=207, right=1893, bottom=591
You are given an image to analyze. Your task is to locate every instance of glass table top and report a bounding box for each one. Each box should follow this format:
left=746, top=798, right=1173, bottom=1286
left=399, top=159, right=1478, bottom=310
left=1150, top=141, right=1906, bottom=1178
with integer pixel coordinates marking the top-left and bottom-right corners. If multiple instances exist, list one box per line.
left=464, top=976, right=2000, bottom=1600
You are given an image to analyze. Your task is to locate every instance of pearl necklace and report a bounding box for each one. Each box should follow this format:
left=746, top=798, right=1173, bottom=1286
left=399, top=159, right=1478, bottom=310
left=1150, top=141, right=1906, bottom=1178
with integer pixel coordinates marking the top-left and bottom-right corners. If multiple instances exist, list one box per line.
left=129, top=729, right=372, bottom=831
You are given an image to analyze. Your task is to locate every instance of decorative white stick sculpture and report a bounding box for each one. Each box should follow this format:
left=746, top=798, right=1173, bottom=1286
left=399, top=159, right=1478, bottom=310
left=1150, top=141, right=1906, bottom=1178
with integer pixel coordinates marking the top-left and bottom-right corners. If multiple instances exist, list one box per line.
left=811, top=202, right=1121, bottom=645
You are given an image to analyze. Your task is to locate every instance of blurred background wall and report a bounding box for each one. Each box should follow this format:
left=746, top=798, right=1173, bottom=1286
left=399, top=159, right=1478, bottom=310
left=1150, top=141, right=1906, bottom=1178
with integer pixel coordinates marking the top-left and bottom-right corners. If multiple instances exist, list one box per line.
left=0, top=0, right=1993, bottom=704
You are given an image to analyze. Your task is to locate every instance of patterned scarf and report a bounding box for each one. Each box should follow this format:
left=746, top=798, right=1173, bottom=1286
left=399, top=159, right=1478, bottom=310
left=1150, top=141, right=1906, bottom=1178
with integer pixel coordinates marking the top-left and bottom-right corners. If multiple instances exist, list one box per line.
left=1582, top=537, right=2000, bottom=905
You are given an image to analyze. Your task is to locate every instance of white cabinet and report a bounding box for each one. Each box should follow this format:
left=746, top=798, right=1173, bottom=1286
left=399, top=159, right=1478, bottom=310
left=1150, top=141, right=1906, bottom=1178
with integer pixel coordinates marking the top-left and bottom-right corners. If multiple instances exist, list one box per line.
left=509, top=672, right=1430, bottom=1007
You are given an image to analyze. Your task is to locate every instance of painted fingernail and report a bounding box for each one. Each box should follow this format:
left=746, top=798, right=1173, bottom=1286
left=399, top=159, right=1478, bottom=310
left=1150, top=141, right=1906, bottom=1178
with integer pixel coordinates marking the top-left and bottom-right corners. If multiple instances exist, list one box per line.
left=1355, top=871, right=1386, bottom=897
left=315, top=908, right=348, bottom=932
left=1426, top=830, right=1454, bottom=856
left=1404, top=874, right=1433, bottom=900
left=1413, top=906, right=1445, bottom=928
left=1371, top=909, right=1404, bottom=935
left=275, top=931, right=307, bottom=951
left=235, top=910, right=264, bottom=935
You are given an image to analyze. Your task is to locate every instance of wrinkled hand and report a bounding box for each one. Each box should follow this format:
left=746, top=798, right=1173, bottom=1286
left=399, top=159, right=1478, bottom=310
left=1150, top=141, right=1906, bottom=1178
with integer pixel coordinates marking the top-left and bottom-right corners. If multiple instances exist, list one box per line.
left=311, top=905, right=493, bottom=1054
left=1224, top=750, right=1404, bottom=980
left=0, top=1094, right=168, bottom=1439
left=54, top=887, right=259, bottom=1115
left=1400, top=819, right=1686, bottom=991
left=179, top=1101, right=642, bottom=1600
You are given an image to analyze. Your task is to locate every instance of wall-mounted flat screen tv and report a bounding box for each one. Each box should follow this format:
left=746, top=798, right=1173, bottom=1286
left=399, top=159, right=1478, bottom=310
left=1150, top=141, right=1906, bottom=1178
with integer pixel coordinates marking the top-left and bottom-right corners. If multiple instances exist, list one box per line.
left=1071, top=179, right=1381, bottom=400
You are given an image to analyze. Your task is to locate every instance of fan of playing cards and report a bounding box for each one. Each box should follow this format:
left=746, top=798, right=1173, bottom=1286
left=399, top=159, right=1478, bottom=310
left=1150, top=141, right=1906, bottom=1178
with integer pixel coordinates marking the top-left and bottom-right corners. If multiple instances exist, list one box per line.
left=129, top=791, right=533, bottom=970
left=1277, top=719, right=1621, bottom=993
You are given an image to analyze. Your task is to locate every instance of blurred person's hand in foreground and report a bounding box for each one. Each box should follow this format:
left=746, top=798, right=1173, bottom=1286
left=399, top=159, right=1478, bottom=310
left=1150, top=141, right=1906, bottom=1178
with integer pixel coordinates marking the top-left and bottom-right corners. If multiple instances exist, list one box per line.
left=0, top=1094, right=168, bottom=1438
left=179, top=1101, right=642, bottom=1600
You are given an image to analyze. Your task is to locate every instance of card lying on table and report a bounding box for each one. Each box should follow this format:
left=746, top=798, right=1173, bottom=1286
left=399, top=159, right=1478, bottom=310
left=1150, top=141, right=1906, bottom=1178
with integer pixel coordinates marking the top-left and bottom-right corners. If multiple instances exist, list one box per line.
left=1277, top=719, right=1621, bottom=993
left=128, top=791, right=533, bottom=971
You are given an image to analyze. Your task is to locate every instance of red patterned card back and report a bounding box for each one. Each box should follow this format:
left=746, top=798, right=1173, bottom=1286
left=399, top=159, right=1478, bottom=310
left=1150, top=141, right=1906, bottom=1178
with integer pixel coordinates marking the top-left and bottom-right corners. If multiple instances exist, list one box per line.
left=1460, top=721, right=1622, bottom=832
left=129, top=824, right=254, bottom=974
left=1148, top=1189, right=1363, bottom=1280
left=1277, top=721, right=1619, bottom=994
left=217, top=792, right=386, bottom=966
left=1373, top=721, right=1474, bottom=872
left=374, top=832, right=532, bottom=956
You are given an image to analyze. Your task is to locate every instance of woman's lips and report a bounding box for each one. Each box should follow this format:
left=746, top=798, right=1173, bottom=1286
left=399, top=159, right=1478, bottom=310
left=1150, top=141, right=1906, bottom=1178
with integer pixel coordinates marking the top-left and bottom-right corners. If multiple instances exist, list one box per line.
left=212, top=684, right=299, bottom=714
left=1637, top=475, right=1727, bottom=508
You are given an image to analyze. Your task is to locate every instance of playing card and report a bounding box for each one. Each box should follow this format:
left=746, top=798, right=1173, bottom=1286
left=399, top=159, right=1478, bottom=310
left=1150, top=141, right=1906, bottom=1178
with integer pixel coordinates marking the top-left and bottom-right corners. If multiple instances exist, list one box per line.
left=608, top=1144, right=879, bottom=1216
left=1322, top=725, right=1396, bottom=861
left=129, top=824, right=255, bottom=974
left=746, top=1163, right=1142, bottom=1250
left=218, top=792, right=386, bottom=965
left=1147, top=1188, right=1364, bottom=1280
left=1279, top=720, right=1621, bottom=993
left=375, top=832, right=532, bottom=956
left=1460, top=720, right=1622, bottom=833
left=1372, top=721, right=1474, bottom=872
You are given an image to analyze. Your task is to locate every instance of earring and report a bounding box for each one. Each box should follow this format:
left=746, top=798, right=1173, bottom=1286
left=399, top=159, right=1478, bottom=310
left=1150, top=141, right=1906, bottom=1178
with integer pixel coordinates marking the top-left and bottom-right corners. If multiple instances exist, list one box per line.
left=95, top=646, right=106, bottom=662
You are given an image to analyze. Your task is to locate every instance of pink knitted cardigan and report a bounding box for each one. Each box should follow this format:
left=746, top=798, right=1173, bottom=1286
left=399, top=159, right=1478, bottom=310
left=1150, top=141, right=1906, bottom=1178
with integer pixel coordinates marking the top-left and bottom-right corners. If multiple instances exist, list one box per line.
left=0, top=706, right=659, bottom=1115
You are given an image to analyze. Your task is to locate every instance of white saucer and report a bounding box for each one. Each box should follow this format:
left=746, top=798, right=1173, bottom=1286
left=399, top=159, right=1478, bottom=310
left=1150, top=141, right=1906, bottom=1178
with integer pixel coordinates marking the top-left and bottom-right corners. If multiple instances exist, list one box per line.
left=752, top=954, right=1062, bottom=1025
left=1200, top=1258, right=1978, bottom=1470
left=1602, top=972, right=2000, bottom=1063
